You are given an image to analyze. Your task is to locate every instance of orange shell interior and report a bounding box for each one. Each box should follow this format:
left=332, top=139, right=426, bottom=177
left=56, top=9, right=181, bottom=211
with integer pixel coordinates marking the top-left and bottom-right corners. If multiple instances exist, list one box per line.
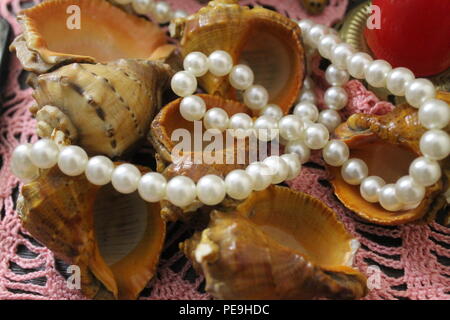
left=329, top=133, right=443, bottom=225
left=20, top=0, right=169, bottom=63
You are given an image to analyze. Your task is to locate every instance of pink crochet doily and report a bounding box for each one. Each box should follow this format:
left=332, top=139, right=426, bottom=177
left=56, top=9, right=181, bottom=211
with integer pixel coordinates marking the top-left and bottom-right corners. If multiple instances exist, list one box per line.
left=1, top=0, right=449, bottom=300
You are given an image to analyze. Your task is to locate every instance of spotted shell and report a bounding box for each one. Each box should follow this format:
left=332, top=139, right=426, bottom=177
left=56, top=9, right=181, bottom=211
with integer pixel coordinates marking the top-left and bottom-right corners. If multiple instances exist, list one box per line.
left=170, top=0, right=305, bottom=114
left=181, top=186, right=367, bottom=299
left=32, top=59, right=173, bottom=158
left=16, top=165, right=165, bottom=300
left=10, top=0, right=175, bottom=74
left=328, top=105, right=448, bottom=225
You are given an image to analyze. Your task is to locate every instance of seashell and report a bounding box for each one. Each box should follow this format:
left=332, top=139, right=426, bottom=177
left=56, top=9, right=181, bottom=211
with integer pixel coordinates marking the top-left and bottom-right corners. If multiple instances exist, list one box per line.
left=32, top=59, right=173, bottom=158
left=16, top=165, right=165, bottom=300
left=170, top=0, right=305, bottom=114
left=149, top=94, right=252, bottom=163
left=328, top=105, right=448, bottom=225
left=181, top=186, right=367, bottom=299
left=10, top=0, right=175, bottom=74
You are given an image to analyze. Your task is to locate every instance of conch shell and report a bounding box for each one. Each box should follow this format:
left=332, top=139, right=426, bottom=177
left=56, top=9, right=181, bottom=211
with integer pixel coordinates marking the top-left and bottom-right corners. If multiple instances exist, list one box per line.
left=181, top=186, right=367, bottom=300
left=17, top=165, right=165, bottom=300
left=32, top=59, right=172, bottom=158
left=10, top=0, right=175, bottom=74
left=149, top=94, right=252, bottom=163
left=170, top=0, right=305, bottom=113
left=329, top=105, right=448, bottom=225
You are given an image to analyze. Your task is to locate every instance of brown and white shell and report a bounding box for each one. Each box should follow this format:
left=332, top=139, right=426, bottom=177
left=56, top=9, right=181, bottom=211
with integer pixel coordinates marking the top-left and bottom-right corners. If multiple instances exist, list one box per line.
left=170, top=0, right=305, bottom=114
left=181, top=186, right=367, bottom=300
left=32, top=59, right=173, bottom=158
left=10, top=0, right=175, bottom=74
left=17, top=165, right=166, bottom=300
left=328, top=104, right=448, bottom=225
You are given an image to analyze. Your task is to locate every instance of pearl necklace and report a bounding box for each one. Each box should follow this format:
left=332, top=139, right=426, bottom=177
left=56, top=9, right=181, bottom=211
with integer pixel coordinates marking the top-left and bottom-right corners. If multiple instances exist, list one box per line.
left=11, top=20, right=449, bottom=211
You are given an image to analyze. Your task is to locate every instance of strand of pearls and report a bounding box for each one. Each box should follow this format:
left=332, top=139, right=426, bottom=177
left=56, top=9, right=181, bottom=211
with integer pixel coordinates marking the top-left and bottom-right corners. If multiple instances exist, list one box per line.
left=298, top=19, right=450, bottom=211
left=112, top=0, right=187, bottom=24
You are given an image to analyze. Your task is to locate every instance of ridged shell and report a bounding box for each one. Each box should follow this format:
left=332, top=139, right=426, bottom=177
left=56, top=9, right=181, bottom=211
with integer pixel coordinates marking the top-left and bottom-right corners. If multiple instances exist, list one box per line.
left=170, top=0, right=305, bottom=114
left=329, top=105, right=448, bottom=225
left=10, top=0, right=175, bottom=74
left=181, top=186, right=367, bottom=300
left=17, top=165, right=165, bottom=300
left=32, top=59, right=172, bottom=158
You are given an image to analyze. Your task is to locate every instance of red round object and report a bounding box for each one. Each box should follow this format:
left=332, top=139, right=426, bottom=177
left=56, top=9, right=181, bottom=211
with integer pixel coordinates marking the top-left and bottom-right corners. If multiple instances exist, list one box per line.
left=364, top=0, right=450, bottom=76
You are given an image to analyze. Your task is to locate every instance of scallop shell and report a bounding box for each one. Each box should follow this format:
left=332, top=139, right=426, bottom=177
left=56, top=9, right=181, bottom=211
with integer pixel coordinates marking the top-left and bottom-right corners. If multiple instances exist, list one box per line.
left=328, top=105, right=448, bottom=225
left=10, top=0, right=175, bottom=74
left=170, top=0, right=305, bottom=114
left=32, top=59, right=172, bottom=158
left=17, top=165, right=165, bottom=300
left=149, top=94, right=252, bottom=163
left=181, top=186, right=367, bottom=300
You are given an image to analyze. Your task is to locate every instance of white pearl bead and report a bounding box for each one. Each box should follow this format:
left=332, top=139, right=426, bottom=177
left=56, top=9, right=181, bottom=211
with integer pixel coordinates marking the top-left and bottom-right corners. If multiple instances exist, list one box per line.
left=409, top=156, right=441, bottom=187
left=261, top=104, right=283, bottom=120
left=324, top=86, right=348, bottom=110
left=281, top=153, right=302, bottom=180
left=298, top=89, right=317, bottom=104
left=293, top=101, right=319, bottom=122
left=419, top=99, right=450, bottom=130
left=244, top=85, right=269, bottom=111
left=318, top=109, right=342, bottom=132
left=153, top=1, right=172, bottom=23
left=10, top=144, right=39, bottom=182
left=173, top=9, right=188, bottom=19
left=138, top=172, right=167, bottom=202
left=325, top=65, right=350, bottom=86
left=196, top=175, right=226, bottom=206
left=346, top=52, right=372, bottom=79
left=246, top=162, right=273, bottom=191
left=395, top=175, right=425, bottom=205
left=331, top=43, right=356, bottom=70
left=304, top=123, right=330, bottom=150
left=204, top=108, right=229, bottom=132
left=307, top=24, right=329, bottom=47
left=132, top=0, right=154, bottom=15
left=208, top=50, right=233, bottom=77
left=225, top=170, right=253, bottom=200
left=386, top=67, right=414, bottom=96
left=379, top=184, right=403, bottom=211
left=253, top=115, right=278, bottom=141
left=405, top=78, right=436, bottom=108
left=303, top=76, right=314, bottom=90
left=322, top=140, right=349, bottom=166
left=298, top=19, right=315, bottom=36
left=229, top=64, right=254, bottom=90
left=285, top=140, right=311, bottom=164
left=360, top=176, right=385, bottom=203
left=85, top=156, right=114, bottom=186
left=30, top=139, right=59, bottom=169
left=318, top=34, right=341, bottom=60
left=183, top=52, right=209, bottom=77
left=111, top=164, right=141, bottom=194
left=419, top=129, right=450, bottom=160
left=278, top=115, right=303, bottom=141
left=166, top=176, right=197, bottom=207
left=180, top=95, right=206, bottom=121
left=263, top=156, right=289, bottom=184
left=229, top=113, right=253, bottom=138
left=171, top=71, right=197, bottom=97
left=365, top=60, right=392, bottom=88
left=57, top=146, right=88, bottom=176
left=341, top=158, right=368, bottom=185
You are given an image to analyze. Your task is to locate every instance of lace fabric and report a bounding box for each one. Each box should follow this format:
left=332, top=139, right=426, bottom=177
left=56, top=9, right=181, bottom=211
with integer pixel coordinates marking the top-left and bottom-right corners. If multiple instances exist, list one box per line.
left=0, top=0, right=449, bottom=300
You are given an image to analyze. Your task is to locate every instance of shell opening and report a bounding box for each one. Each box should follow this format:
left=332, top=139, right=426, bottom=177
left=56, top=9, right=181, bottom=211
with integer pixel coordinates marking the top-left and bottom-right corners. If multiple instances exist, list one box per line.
left=93, top=185, right=148, bottom=265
